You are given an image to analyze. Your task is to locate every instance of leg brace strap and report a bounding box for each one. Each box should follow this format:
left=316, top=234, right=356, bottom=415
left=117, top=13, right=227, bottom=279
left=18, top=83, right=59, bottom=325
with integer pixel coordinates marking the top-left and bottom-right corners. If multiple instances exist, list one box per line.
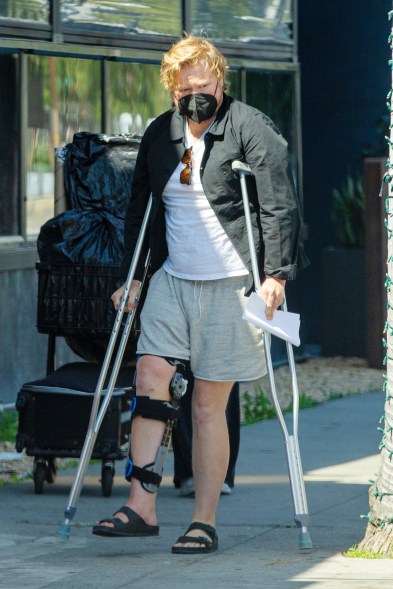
left=131, top=396, right=177, bottom=422
left=124, top=461, right=161, bottom=487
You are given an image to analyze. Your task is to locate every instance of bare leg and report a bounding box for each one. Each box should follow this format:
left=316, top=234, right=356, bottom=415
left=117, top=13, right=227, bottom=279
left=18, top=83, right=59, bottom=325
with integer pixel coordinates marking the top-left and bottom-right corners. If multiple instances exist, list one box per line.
left=172, top=379, right=234, bottom=548
left=97, top=355, right=175, bottom=529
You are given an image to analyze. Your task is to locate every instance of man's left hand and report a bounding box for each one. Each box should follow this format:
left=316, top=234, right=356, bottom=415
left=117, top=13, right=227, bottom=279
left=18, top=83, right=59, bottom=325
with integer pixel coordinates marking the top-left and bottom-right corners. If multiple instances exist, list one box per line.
left=260, top=276, right=286, bottom=320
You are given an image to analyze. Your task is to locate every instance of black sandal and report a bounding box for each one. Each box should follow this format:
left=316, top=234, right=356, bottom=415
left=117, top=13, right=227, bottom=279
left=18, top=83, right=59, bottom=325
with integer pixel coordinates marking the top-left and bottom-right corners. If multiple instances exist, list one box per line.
left=92, top=506, right=159, bottom=538
left=172, top=522, right=218, bottom=554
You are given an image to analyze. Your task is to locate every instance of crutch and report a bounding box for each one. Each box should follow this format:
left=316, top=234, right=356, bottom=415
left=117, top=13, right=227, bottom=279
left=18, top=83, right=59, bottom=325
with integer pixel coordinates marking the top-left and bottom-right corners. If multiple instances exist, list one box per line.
left=232, top=161, right=312, bottom=551
left=58, top=195, right=152, bottom=540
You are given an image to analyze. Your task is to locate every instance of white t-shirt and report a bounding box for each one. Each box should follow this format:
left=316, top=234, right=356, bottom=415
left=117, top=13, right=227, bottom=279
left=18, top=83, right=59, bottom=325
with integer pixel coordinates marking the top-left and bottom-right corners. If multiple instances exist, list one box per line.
left=162, top=123, right=248, bottom=280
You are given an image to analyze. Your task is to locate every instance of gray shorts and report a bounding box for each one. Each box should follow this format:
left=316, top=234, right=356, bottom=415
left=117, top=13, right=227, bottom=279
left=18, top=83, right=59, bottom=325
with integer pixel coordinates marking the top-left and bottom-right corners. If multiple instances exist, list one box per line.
left=137, top=267, right=266, bottom=382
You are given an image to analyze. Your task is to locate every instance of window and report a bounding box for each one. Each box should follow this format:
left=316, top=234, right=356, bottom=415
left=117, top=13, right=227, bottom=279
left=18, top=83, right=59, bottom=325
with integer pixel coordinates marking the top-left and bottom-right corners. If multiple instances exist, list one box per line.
left=1, top=55, right=175, bottom=241
left=108, top=61, right=170, bottom=135
left=26, top=55, right=101, bottom=236
left=245, top=70, right=299, bottom=183
left=191, top=0, right=292, bottom=44
left=0, top=2, right=299, bottom=246
left=61, top=0, right=181, bottom=37
left=0, top=0, right=49, bottom=23
left=245, top=70, right=294, bottom=143
left=0, top=53, right=20, bottom=237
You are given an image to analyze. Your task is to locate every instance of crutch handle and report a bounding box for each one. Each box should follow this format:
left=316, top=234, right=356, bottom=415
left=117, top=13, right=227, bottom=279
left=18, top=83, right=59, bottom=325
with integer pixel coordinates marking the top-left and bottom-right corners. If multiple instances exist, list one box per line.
left=231, top=160, right=252, bottom=175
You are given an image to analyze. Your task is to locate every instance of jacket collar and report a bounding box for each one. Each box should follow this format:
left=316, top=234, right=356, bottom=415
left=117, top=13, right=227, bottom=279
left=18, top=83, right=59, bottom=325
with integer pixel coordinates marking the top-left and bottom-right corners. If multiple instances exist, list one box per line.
left=169, top=108, right=184, bottom=144
left=209, top=93, right=232, bottom=136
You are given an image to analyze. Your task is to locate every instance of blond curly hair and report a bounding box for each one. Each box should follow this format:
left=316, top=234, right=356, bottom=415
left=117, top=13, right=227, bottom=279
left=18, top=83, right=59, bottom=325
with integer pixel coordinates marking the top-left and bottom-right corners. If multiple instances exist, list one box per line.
left=160, top=35, right=228, bottom=92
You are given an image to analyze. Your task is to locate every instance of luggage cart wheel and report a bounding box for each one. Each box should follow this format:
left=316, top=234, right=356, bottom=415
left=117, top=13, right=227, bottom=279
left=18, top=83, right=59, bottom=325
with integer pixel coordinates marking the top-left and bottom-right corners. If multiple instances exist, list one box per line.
left=101, top=461, right=115, bottom=497
left=46, top=458, right=57, bottom=484
left=33, top=458, right=47, bottom=494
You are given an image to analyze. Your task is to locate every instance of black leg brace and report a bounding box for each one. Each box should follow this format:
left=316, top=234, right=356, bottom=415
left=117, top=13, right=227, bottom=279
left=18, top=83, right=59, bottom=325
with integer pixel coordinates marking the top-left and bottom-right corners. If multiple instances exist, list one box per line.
left=124, top=359, right=189, bottom=493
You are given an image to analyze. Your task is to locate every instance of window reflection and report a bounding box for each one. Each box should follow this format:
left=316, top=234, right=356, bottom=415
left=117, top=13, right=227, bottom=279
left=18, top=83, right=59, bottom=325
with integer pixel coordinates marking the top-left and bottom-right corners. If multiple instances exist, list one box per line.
left=226, top=70, right=241, bottom=100
left=0, top=54, right=19, bottom=237
left=0, top=0, right=49, bottom=22
left=246, top=70, right=297, bottom=178
left=61, top=0, right=181, bottom=37
left=246, top=71, right=294, bottom=142
left=26, top=55, right=101, bottom=236
left=191, top=0, right=292, bottom=43
left=108, top=62, right=170, bottom=135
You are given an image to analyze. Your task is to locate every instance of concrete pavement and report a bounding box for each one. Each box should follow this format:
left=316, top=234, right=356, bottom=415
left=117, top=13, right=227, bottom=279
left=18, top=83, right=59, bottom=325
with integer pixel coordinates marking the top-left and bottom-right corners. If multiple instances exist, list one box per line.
left=0, top=390, right=391, bottom=588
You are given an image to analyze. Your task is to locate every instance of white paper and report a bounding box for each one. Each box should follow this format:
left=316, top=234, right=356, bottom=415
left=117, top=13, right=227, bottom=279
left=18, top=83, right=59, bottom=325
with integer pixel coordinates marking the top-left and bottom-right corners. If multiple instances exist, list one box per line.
left=243, top=292, right=301, bottom=347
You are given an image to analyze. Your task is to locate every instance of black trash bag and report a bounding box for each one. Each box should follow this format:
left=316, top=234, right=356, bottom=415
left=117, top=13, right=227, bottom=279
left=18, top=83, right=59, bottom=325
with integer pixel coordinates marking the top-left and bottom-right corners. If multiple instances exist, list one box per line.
left=36, top=133, right=143, bottom=364
left=37, top=209, right=124, bottom=266
left=63, top=132, right=142, bottom=216
left=36, top=209, right=127, bottom=352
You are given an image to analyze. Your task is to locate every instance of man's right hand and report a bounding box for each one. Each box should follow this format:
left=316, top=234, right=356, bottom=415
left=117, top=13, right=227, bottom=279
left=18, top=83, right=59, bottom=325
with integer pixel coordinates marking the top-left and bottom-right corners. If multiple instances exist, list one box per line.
left=111, top=280, right=142, bottom=312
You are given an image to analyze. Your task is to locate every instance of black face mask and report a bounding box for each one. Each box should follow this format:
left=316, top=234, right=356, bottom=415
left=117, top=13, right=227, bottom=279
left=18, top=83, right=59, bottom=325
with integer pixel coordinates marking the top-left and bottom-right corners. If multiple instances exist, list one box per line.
left=177, top=83, right=218, bottom=123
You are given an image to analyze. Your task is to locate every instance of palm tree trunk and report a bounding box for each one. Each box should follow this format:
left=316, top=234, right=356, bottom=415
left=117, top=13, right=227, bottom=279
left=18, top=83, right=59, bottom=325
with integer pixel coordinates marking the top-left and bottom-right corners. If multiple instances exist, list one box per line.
left=357, top=393, right=393, bottom=554
left=357, top=9, right=393, bottom=556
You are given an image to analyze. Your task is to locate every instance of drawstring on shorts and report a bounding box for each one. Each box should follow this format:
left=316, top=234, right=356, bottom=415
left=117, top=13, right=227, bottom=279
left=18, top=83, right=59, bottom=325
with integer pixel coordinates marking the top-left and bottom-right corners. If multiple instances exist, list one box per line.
left=192, top=281, right=203, bottom=316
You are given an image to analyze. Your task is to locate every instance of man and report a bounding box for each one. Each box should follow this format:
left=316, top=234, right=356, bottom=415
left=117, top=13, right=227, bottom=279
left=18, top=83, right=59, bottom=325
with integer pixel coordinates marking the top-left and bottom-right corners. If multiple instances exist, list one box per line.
left=92, top=35, right=306, bottom=554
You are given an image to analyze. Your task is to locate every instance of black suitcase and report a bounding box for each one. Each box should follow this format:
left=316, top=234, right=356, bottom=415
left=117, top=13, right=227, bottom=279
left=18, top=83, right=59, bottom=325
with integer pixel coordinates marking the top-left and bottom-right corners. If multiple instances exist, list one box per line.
left=16, top=362, right=135, bottom=495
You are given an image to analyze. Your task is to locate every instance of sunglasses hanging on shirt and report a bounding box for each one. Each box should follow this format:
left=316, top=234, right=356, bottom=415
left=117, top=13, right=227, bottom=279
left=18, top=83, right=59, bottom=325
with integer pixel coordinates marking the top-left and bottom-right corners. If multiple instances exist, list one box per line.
left=180, top=147, right=193, bottom=185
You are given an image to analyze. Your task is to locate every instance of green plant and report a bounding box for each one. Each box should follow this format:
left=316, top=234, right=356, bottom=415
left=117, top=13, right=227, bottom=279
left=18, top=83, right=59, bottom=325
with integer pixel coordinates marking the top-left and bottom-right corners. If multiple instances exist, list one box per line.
left=332, top=175, right=365, bottom=248
left=286, top=392, right=318, bottom=412
left=241, top=386, right=319, bottom=426
left=0, top=411, right=18, bottom=442
left=344, top=545, right=390, bottom=559
left=241, top=386, right=276, bottom=424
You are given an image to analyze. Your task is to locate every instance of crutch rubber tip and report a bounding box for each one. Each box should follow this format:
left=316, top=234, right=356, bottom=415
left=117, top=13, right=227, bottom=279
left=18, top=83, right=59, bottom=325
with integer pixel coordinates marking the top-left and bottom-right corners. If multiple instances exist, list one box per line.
left=57, top=523, right=71, bottom=541
left=299, top=531, right=313, bottom=551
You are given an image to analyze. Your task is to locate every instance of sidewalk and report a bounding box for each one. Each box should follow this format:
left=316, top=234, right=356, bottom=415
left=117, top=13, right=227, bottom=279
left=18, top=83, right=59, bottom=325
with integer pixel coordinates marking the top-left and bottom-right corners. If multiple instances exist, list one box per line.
left=0, top=391, right=391, bottom=589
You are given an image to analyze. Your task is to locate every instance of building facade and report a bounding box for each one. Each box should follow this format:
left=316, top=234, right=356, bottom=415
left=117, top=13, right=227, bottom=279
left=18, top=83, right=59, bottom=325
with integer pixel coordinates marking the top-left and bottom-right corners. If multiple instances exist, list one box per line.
left=0, top=1, right=301, bottom=403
